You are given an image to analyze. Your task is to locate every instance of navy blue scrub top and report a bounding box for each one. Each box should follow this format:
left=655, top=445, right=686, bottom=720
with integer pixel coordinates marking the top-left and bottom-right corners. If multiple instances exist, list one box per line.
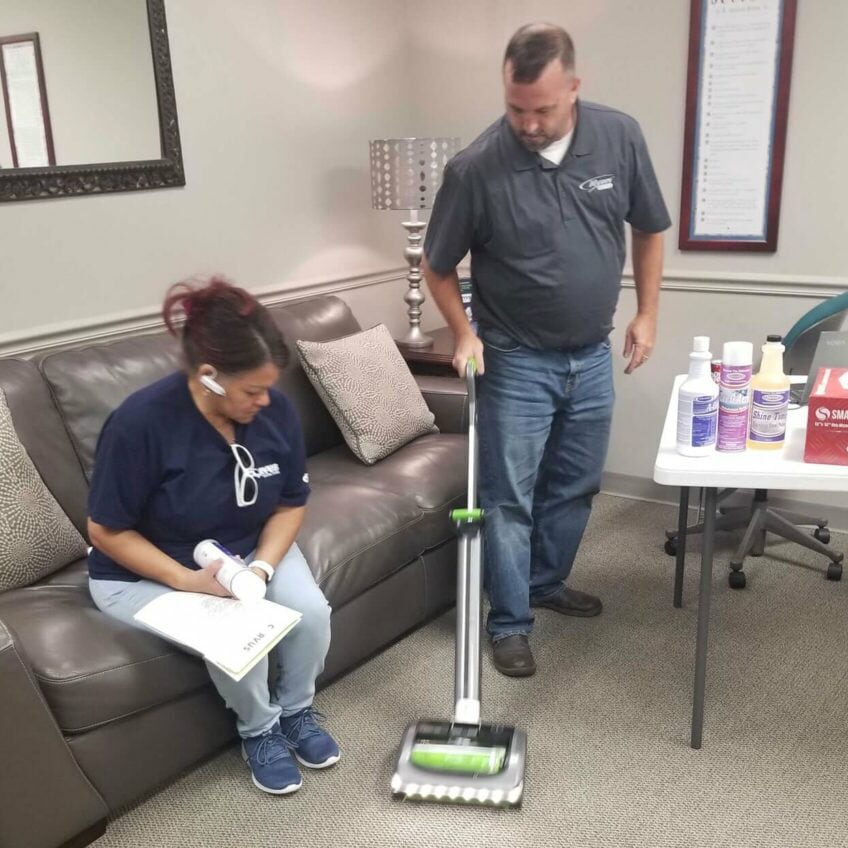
left=87, top=372, right=310, bottom=581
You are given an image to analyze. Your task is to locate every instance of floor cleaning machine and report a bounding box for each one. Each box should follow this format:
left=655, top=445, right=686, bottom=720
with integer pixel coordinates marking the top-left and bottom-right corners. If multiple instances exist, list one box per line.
left=391, top=358, right=527, bottom=808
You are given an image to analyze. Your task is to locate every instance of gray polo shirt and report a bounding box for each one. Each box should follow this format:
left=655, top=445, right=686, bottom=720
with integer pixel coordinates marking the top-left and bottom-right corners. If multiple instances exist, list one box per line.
left=424, top=100, right=671, bottom=350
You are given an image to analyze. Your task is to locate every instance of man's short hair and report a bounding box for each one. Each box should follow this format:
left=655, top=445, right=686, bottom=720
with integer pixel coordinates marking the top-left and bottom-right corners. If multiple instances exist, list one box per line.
left=503, top=23, right=575, bottom=83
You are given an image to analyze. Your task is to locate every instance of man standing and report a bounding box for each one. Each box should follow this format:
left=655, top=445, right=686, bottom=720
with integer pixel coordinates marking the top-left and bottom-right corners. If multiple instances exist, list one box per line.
left=422, top=23, right=670, bottom=677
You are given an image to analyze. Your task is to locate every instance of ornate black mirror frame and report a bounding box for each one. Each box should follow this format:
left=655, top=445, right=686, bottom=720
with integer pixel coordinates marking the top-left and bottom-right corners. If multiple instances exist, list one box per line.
left=0, top=0, right=184, bottom=202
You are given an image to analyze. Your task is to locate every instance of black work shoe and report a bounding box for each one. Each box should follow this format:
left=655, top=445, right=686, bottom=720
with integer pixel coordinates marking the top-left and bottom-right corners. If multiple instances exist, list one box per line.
left=531, top=587, right=603, bottom=617
left=491, top=634, right=536, bottom=677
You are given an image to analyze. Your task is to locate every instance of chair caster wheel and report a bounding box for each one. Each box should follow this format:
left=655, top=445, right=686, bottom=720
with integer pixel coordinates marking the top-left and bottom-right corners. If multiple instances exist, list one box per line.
left=664, top=539, right=678, bottom=557
left=728, top=570, right=746, bottom=589
left=814, top=527, right=831, bottom=544
left=827, top=562, right=842, bottom=581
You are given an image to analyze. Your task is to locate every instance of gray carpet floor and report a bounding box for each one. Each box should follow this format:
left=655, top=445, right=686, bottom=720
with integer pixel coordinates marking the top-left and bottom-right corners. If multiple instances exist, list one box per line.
left=93, top=494, right=848, bottom=848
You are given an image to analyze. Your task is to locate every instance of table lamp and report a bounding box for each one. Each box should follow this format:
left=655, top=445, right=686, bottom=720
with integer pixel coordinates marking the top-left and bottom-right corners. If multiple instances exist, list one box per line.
left=369, top=137, right=460, bottom=348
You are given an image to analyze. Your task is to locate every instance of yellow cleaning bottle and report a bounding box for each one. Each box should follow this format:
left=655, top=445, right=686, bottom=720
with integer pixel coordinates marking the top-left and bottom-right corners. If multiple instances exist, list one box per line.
left=747, top=334, right=791, bottom=450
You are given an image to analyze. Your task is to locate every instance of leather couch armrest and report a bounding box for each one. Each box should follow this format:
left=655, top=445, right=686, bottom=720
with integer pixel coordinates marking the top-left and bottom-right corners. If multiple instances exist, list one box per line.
left=0, top=617, right=108, bottom=848
left=415, top=375, right=468, bottom=434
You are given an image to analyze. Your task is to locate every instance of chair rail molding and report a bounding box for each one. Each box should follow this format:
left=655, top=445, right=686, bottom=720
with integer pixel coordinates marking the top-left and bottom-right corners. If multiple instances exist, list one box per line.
left=456, top=265, right=846, bottom=298
left=622, top=269, right=848, bottom=299
left=4, top=267, right=844, bottom=358
left=0, top=267, right=407, bottom=357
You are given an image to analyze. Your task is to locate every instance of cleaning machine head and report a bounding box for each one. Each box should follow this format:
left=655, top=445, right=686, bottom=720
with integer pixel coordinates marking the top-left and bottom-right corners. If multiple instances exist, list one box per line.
left=392, top=719, right=526, bottom=807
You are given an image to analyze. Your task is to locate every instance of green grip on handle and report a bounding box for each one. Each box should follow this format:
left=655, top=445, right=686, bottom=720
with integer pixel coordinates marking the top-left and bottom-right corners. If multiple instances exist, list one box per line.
left=467, top=357, right=477, bottom=375
left=451, top=508, right=484, bottom=522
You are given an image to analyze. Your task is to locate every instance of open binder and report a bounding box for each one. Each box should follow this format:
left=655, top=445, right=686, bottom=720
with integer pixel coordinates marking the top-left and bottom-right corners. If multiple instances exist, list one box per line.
left=135, top=592, right=301, bottom=681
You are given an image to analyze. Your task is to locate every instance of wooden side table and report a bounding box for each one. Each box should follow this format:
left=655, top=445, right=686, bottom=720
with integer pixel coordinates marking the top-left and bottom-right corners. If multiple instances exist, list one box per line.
left=398, top=327, right=457, bottom=377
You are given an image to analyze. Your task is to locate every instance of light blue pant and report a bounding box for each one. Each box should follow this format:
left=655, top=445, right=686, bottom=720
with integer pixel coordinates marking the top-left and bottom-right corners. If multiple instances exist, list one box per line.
left=89, top=543, right=331, bottom=739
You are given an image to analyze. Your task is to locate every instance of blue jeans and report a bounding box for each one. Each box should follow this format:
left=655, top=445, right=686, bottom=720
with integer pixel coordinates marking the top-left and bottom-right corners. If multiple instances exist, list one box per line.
left=89, top=543, right=331, bottom=738
left=477, top=327, right=614, bottom=641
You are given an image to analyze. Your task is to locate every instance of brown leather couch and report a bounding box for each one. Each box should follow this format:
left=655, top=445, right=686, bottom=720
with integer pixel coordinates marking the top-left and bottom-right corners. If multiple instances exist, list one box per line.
left=0, top=295, right=467, bottom=848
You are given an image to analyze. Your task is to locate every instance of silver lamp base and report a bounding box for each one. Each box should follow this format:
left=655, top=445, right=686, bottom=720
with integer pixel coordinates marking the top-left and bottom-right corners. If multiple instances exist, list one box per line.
left=397, top=210, right=433, bottom=348
left=397, top=326, right=433, bottom=349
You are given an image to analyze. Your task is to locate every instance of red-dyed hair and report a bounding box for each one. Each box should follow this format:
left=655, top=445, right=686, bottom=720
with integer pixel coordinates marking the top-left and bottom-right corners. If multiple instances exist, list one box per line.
left=162, top=277, right=288, bottom=374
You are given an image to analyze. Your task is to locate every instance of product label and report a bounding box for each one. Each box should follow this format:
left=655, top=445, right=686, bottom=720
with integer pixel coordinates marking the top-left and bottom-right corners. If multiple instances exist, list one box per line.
left=678, top=394, right=718, bottom=448
left=717, top=365, right=752, bottom=451
left=720, top=364, right=752, bottom=390
left=749, top=389, right=790, bottom=443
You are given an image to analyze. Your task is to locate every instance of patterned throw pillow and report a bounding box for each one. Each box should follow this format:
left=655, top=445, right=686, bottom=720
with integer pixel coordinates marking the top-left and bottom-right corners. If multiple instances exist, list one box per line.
left=296, top=324, right=438, bottom=465
left=0, top=388, right=87, bottom=591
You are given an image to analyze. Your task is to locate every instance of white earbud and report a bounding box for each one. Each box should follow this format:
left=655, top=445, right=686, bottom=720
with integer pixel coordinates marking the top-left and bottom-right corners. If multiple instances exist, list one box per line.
left=199, top=369, right=226, bottom=396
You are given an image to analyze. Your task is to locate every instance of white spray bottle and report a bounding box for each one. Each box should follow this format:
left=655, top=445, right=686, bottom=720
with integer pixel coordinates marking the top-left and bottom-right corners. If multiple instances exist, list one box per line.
left=193, top=540, right=266, bottom=602
left=677, top=336, right=719, bottom=456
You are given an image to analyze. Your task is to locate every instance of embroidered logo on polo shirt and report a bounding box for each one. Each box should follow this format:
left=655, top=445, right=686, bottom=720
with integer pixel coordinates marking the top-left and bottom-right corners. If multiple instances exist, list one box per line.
left=579, top=174, right=615, bottom=192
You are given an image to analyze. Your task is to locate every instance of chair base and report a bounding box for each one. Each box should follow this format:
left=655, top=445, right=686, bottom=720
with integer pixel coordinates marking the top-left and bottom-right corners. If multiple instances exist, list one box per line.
left=665, top=489, right=843, bottom=584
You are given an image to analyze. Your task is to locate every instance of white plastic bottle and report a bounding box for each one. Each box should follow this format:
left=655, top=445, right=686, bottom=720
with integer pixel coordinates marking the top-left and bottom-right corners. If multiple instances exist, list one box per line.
left=193, top=539, right=267, bottom=602
left=748, top=335, right=791, bottom=451
left=717, top=341, right=754, bottom=452
left=677, top=336, right=719, bottom=456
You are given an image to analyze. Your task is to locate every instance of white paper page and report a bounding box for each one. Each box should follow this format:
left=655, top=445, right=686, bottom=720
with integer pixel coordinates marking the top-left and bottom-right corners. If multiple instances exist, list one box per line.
left=204, top=624, right=295, bottom=682
left=204, top=607, right=301, bottom=679
left=134, top=593, right=302, bottom=680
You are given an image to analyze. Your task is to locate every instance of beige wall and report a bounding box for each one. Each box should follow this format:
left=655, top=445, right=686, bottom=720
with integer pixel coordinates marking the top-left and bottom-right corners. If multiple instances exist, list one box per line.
left=0, top=0, right=414, bottom=348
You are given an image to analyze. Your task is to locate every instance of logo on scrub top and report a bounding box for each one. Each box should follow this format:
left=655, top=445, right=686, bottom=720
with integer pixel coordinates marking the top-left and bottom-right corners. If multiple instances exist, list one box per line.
left=579, top=174, right=615, bottom=192
left=251, top=463, right=281, bottom=478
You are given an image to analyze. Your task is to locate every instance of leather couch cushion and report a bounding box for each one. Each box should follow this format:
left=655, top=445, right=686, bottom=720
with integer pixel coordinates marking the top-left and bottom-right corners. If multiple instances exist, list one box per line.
left=39, top=333, right=182, bottom=479
left=414, top=374, right=469, bottom=434
left=0, top=583, right=208, bottom=734
left=297, top=482, right=425, bottom=609
left=307, top=434, right=467, bottom=550
left=37, top=557, right=90, bottom=590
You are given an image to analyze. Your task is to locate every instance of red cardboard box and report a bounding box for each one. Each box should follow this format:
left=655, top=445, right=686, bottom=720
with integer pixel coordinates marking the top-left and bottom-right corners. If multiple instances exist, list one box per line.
left=805, top=367, right=848, bottom=465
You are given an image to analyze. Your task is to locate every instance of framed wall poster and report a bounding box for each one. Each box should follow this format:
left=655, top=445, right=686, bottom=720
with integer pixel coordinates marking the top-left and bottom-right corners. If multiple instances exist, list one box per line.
left=679, top=0, right=797, bottom=252
left=0, top=33, right=55, bottom=168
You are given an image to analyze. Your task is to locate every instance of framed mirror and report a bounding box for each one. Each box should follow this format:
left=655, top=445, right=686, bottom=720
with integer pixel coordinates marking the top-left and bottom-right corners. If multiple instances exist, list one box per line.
left=0, top=0, right=183, bottom=202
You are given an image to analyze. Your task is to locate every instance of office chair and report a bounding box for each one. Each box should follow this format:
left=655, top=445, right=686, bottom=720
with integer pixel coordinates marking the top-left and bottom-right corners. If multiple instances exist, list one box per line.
left=664, top=292, right=848, bottom=588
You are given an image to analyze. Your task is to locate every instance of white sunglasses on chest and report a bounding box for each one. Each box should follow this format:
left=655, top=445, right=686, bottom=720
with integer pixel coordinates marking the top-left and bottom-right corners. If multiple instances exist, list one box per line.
left=230, top=443, right=258, bottom=507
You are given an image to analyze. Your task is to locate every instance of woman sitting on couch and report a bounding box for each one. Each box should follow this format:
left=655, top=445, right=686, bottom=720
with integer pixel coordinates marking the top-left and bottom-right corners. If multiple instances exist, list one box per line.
left=87, top=278, right=338, bottom=796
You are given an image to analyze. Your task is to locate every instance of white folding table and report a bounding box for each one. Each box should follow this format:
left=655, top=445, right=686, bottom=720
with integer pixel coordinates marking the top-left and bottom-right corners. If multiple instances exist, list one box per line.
left=653, top=375, right=848, bottom=748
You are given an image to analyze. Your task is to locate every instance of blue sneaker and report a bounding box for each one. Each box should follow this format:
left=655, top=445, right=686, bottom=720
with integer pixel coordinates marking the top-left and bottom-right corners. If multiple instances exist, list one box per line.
left=280, top=707, right=340, bottom=768
left=241, top=723, right=302, bottom=794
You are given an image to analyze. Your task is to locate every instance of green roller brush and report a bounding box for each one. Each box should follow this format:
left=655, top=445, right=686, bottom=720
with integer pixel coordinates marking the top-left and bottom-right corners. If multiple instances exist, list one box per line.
left=410, top=743, right=506, bottom=775
left=450, top=508, right=484, bottom=523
